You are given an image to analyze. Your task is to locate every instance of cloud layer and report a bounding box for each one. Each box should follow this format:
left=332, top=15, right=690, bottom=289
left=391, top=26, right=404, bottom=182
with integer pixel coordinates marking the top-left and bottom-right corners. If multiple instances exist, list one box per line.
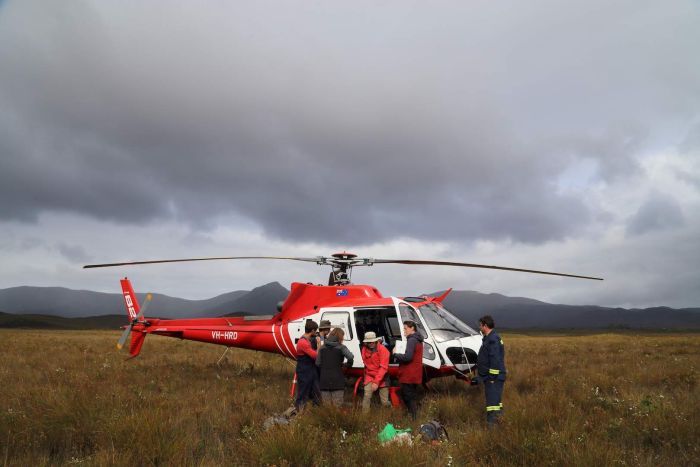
left=1, top=0, right=699, bottom=307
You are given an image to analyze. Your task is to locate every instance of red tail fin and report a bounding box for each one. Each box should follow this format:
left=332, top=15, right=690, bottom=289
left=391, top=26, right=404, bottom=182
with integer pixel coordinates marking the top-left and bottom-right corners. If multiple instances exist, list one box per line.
left=119, top=277, right=148, bottom=358
left=129, top=332, right=147, bottom=359
left=120, top=278, right=140, bottom=321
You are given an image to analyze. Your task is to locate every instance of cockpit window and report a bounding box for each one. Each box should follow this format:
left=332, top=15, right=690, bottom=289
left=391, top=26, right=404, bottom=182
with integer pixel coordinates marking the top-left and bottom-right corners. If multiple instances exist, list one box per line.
left=398, top=303, right=428, bottom=339
left=418, top=302, right=478, bottom=343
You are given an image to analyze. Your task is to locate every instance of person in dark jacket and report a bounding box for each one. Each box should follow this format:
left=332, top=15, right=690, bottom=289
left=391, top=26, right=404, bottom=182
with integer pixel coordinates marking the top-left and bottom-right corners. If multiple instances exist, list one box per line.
left=315, top=328, right=354, bottom=406
left=476, top=315, right=506, bottom=427
left=295, top=320, right=321, bottom=410
left=311, top=321, right=332, bottom=404
left=393, top=320, right=424, bottom=419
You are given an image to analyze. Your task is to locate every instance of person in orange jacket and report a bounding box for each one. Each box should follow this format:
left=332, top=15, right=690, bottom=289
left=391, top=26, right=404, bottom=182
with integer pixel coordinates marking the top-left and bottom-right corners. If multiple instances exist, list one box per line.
left=360, top=331, right=391, bottom=413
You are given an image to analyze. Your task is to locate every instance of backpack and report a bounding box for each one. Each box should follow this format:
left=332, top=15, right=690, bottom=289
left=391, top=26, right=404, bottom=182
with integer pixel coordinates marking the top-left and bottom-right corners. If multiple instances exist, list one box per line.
left=419, top=420, right=448, bottom=442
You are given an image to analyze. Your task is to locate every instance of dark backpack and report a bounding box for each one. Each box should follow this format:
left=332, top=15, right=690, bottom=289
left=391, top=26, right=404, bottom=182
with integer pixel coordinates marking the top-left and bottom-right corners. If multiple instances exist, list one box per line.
left=419, top=420, right=448, bottom=442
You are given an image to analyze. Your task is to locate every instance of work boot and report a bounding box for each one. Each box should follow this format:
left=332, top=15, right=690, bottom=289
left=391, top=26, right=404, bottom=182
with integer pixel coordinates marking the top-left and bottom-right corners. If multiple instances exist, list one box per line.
left=486, top=411, right=501, bottom=428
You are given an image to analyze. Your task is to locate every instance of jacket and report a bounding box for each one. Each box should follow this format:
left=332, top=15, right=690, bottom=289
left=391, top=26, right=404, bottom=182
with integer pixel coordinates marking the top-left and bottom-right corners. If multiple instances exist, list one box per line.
left=361, top=343, right=390, bottom=387
left=295, top=335, right=318, bottom=375
left=477, top=330, right=506, bottom=381
left=394, top=332, right=424, bottom=384
left=315, top=335, right=354, bottom=390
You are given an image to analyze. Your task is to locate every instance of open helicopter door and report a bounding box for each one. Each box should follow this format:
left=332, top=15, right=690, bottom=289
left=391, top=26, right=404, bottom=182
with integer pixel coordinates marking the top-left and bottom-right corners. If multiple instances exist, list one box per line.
left=391, top=297, right=441, bottom=369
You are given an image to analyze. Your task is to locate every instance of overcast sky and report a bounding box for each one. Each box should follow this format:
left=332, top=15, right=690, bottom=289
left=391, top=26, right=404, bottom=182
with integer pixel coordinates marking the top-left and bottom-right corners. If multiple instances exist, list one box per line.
left=1, top=0, right=699, bottom=308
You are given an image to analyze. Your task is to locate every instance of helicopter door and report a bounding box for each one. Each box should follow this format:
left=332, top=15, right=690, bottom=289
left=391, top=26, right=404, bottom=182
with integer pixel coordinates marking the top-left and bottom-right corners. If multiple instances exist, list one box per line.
left=319, top=308, right=361, bottom=368
left=392, top=298, right=441, bottom=369
left=353, top=306, right=403, bottom=369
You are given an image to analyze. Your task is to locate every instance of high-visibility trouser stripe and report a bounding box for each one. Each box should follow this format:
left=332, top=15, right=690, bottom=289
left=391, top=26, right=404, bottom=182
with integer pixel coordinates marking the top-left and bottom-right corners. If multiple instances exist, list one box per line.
left=486, top=405, right=501, bottom=411
left=500, top=402, right=503, bottom=408
left=489, top=369, right=500, bottom=374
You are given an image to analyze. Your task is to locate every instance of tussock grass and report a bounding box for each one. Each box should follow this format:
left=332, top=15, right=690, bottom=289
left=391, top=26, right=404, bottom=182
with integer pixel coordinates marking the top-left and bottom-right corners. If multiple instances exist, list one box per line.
left=0, top=330, right=698, bottom=466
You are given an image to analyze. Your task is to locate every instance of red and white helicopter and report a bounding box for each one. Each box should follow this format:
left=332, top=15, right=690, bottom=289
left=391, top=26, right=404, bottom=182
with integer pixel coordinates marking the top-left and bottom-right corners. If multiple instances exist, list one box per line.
left=84, top=253, right=602, bottom=383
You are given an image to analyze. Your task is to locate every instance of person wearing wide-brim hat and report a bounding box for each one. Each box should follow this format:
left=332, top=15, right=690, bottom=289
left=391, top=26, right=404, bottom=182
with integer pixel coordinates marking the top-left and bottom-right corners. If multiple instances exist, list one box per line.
left=361, top=331, right=391, bottom=413
left=318, top=320, right=332, bottom=344
left=311, top=319, right=334, bottom=403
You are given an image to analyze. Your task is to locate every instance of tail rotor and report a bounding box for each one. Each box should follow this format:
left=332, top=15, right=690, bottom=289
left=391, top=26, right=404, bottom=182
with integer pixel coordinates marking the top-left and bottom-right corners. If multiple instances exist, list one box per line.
left=117, top=293, right=151, bottom=350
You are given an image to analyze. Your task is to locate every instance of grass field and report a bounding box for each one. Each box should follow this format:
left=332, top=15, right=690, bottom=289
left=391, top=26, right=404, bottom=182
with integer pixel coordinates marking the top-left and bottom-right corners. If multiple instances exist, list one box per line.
left=1, top=330, right=698, bottom=466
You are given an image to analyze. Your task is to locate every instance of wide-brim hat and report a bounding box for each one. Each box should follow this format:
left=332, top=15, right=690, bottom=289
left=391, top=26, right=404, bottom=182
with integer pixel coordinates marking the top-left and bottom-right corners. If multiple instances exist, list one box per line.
left=319, top=320, right=332, bottom=330
left=363, top=331, right=381, bottom=343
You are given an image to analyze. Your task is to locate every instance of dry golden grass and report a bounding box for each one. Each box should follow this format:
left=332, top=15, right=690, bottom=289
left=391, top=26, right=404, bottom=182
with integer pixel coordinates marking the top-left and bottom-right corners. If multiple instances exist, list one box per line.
left=1, top=329, right=698, bottom=466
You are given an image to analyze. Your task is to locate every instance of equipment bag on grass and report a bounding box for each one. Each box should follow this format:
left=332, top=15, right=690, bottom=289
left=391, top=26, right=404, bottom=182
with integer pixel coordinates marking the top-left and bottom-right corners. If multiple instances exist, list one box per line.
left=419, top=420, right=448, bottom=442
left=378, top=423, right=411, bottom=444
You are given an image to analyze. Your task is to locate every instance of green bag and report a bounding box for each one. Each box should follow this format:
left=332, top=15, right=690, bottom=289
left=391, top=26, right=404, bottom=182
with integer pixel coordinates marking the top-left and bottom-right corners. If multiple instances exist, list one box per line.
left=377, top=423, right=411, bottom=444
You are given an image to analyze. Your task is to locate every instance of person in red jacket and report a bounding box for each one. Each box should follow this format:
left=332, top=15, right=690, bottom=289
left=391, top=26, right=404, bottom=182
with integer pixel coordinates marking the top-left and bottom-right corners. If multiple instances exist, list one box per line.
left=360, top=331, right=391, bottom=413
left=393, top=320, right=424, bottom=420
left=295, top=320, right=321, bottom=410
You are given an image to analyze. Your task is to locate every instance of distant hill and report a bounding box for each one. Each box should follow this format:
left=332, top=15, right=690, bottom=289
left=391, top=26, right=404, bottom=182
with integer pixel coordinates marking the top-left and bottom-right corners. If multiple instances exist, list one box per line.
left=0, top=311, right=124, bottom=330
left=0, top=283, right=284, bottom=319
left=0, top=284, right=698, bottom=330
left=211, top=282, right=290, bottom=316
left=437, top=290, right=700, bottom=330
left=0, top=286, right=132, bottom=318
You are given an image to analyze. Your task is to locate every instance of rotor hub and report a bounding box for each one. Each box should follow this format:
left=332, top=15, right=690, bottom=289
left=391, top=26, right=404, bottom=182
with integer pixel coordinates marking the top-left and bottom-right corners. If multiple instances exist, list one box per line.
left=331, top=251, right=357, bottom=260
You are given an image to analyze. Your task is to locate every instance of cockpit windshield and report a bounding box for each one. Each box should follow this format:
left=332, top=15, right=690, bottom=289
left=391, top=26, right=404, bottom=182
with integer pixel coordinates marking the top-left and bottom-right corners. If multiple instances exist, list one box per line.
left=418, top=302, right=478, bottom=342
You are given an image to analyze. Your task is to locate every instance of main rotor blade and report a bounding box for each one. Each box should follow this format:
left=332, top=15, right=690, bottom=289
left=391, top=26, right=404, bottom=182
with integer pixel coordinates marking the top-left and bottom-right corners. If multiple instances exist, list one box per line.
left=83, top=256, right=318, bottom=269
left=372, top=259, right=603, bottom=281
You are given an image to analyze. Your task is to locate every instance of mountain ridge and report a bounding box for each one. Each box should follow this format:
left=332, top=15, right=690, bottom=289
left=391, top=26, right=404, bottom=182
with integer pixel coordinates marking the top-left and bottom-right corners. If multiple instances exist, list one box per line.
left=0, top=283, right=286, bottom=319
left=0, top=284, right=698, bottom=329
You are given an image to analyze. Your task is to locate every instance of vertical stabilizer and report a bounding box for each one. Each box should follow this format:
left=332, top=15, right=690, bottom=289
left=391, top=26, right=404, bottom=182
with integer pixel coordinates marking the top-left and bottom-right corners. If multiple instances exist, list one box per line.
left=120, top=278, right=140, bottom=321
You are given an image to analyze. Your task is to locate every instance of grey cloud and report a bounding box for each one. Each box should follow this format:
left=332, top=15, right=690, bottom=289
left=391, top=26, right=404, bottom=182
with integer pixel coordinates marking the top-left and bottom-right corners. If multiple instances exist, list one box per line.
left=56, top=243, right=91, bottom=263
left=556, top=123, right=649, bottom=182
left=0, top=233, right=42, bottom=251
left=1, top=0, right=699, bottom=246
left=676, top=124, right=700, bottom=188
left=627, top=192, right=685, bottom=236
left=20, top=237, right=43, bottom=250
left=680, top=123, right=700, bottom=155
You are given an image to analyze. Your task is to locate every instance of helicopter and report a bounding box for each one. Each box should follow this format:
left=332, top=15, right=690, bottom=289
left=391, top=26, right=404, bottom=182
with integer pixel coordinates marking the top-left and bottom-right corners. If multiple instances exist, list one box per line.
left=84, top=252, right=602, bottom=385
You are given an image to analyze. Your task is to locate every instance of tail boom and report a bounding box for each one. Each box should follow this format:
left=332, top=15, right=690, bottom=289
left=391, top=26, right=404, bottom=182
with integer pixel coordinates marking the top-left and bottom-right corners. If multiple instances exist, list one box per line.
left=117, top=279, right=294, bottom=359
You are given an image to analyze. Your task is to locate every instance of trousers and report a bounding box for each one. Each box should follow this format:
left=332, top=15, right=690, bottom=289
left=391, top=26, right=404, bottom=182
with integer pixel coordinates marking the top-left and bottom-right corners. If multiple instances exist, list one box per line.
left=295, top=368, right=320, bottom=409
left=362, top=383, right=390, bottom=413
left=400, top=383, right=418, bottom=420
left=321, top=390, right=345, bottom=407
left=484, top=379, right=504, bottom=425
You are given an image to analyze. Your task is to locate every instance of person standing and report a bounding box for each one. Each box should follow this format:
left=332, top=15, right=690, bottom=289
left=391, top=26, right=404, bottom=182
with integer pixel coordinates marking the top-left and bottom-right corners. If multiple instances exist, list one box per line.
left=316, top=328, right=354, bottom=406
left=295, top=320, right=321, bottom=410
left=311, top=320, right=332, bottom=403
left=360, top=331, right=391, bottom=413
left=393, top=321, right=424, bottom=420
left=318, top=320, right=332, bottom=344
left=477, top=315, right=506, bottom=427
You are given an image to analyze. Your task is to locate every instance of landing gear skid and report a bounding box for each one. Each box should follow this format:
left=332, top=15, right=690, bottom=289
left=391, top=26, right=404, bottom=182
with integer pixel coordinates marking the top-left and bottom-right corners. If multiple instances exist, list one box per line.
left=216, top=346, right=230, bottom=366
